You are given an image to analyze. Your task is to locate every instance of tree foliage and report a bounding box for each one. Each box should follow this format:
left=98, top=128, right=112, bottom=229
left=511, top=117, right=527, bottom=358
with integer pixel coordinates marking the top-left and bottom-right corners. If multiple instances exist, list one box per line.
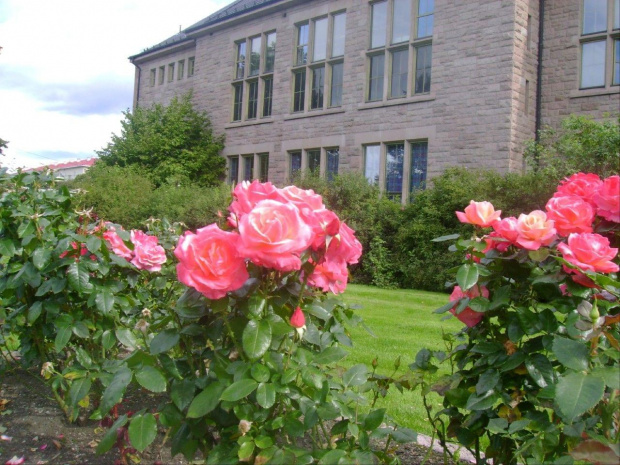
left=97, top=93, right=225, bottom=187
left=0, top=137, right=7, bottom=156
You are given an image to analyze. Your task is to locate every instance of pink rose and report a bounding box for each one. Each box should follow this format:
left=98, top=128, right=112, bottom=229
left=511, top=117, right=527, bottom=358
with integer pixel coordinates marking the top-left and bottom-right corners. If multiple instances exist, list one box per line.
left=311, top=209, right=341, bottom=250
left=229, top=180, right=284, bottom=226
left=490, top=217, right=519, bottom=252
left=175, top=224, right=249, bottom=300
left=279, top=185, right=325, bottom=213
left=456, top=201, right=502, bottom=228
left=307, top=257, right=349, bottom=294
left=326, top=222, right=363, bottom=265
left=130, top=230, right=167, bottom=272
left=545, top=195, right=594, bottom=236
left=290, top=307, right=306, bottom=328
left=103, top=225, right=133, bottom=259
left=515, top=210, right=556, bottom=250
left=594, top=175, right=619, bottom=223
left=60, top=241, right=89, bottom=259
left=557, top=232, right=619, bottom=274
left=554, top=173, right=602, bottom=207
left=237, top=199, right=314, bottom=272
left=449, top=285, right=490, bottom=327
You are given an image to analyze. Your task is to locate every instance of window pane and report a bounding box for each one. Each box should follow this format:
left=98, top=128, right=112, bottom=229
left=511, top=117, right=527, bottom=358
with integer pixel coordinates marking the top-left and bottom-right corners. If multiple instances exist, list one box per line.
left=258, top=153, right=269, bottom=182
left=583, top=0, right=607, bottom=34
left=250, top=36, right=261, bottom=76
left=614, top=39, right=620, bottom=85
left=415, top=45, right=432, bottom=93
left=168, top=63, right=175, bottom=82
left=247, top=81, right=259, bottom=119
left=390, top=49, right=408, bottom=97
left=332, top=13, right=346, bottom=57
left=290, top=152, right=302, bottom=178
left=308, top=150, right=321, bottom=173
left=417, top=0, right=434, bottom=38
left=159, top=66, right=165, bottom=85
left=327, top=149, right=339, bottom=181
left=228, top=157, right=239, bottom=184
left=150, top=69, right=156, bottom=86
left=330, top=62, right=344, bottom=106
left=177, top=60, right=185, bottom=80
left=233, top=83, right=243, bottom=121
left=364, top=145, right=381, bottom=185
left=615, top=0, right=620, bottom=29
left=294, top=70, right=306, bottom=112
left=265, top=32, right=276, bottom=72
left=410, top=141, right=428, bottom=192
left=581, top=41, right=606, bottom=87
left=369, top=53, right=385, bottom=101
left=386, top=143, right=404, bottom=198
left=236, top=42, right=246, bottom=79
left=313, top=17, right=328, bottom=61
left=242, top=156, right=253, bottom=181
left=392, top=0, right=411, bottom=43
left=371, top=1, right=387, bottom=48
left=262, top=77, right=273, bottom=117
left=311, top=66, right=325, bottom=109
left=297, top=24, right=309, bottom=65
left=188, top=57, right=195, bottom=77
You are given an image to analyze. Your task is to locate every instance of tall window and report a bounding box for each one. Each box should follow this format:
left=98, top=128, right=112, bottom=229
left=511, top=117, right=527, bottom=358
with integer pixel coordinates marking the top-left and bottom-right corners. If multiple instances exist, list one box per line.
left=290, top=151, right=302, bottom=180
left=364, top=140, right=428, bottom=203
left=167, top=63, right=175, bottom=82
left=580, top=0, right=620, bottom=88
left=158, top=66, right=165, bottom=85
left=326, top=149, right=339, bottom=181
left=308, top=150, right=321, bottom=173
left=242, top=155, right=254, bottom=181
left=292, top=12, right=347, bottom=112
left=177, top=60, right=185, bottom=80
left=149, top=69, right=156, bottom=87
left=228, top=156, right=239, bottom=184
left=367, top=0, right=433, bottom=101
left=187, top=57, right=195, bottom=77
left=232, top=31, right=277, bottom=121
left=289, top=147, right=340, bottom=180
left=258, top=153, right=269, bottom=182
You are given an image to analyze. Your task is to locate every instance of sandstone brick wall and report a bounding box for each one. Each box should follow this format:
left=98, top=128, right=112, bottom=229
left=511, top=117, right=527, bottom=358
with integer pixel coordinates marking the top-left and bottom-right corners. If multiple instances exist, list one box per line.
left=132, top=0, right=586, bottom=190
left=540, top=0, right=620, bottom=129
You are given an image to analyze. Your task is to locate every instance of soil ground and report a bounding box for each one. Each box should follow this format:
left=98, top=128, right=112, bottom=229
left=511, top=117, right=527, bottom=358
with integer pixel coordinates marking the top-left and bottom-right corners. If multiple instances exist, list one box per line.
left=0, top=369, right=470, bottom=465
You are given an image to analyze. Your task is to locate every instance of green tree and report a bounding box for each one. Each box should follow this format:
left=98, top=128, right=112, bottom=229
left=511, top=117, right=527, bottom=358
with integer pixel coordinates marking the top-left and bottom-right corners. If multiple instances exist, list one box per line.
left=97, top=92, right=225, bottom=187
left=0, top=137, right=7, bottom=156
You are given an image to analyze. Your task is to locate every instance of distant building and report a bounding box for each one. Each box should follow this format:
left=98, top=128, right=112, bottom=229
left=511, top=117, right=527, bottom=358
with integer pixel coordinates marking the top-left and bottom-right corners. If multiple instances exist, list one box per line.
left=129, top=0, right=620, bottom=203
left=24, top=158, right=97, bottom=181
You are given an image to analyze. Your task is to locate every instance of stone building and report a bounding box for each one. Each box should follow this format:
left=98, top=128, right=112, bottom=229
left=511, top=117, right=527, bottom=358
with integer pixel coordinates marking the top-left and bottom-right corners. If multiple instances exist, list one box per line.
left=129, top=0, right=619, bottom=202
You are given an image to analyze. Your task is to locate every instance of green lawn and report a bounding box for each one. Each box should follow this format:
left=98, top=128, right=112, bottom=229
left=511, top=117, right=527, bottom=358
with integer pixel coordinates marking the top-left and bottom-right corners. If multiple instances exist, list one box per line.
left=341, top=284, right=461, bottom=435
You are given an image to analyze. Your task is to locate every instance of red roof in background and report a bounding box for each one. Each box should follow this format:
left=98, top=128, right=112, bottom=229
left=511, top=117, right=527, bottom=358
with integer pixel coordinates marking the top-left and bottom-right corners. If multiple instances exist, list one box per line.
left=24, top=157, right=98, bottom=172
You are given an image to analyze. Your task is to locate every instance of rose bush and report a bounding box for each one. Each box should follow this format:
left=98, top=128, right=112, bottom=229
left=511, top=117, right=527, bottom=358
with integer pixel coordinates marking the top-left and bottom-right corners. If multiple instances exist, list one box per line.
left=410, top=173, right=619, bottom=465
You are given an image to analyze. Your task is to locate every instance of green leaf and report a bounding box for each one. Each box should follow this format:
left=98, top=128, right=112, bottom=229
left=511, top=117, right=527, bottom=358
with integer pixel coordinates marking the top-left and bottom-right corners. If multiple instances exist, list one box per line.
left=115, top=328, right=138, bottom=350
left=363, top=408, right=386, bottom=431
left=250, top=363, right=271, bottom=383
left=100, top=366, right=132, bottom=416
left=55, top=326, right=72, bottom=352
left=95, top=288, right=115, bottom=315
left=67, top=262, right=93, bottom=294
left=256, top=382, right=276, bottom=409
left=456, top=264, right=479, bottom=291
left=27, top=302, right=43, bottom=324
left=150, top=329, right=180, bottom=354
left=32, top=248, right=52, bottom=270
left=187, top=382, right=225, bottom=418
left=487, top=418, right=508, bottom=433
left=466, top=390, right=500, bottom=410
left=343, top=364, right=368, bottom=387
left=591, top=367, right=620, bottom=390
left=525, top=354, right=554, bottom=388
left=85, top=235, right=102, bottom=253
left=242, top=319, right=272, bottom=360
left=476, top=370, right=500, bottom=395
left=171, top=378, right=195, bottom=411
left=128, top=413, right=157, bottom=452
left=72, top=321, right=90, bottom=338
left=313, top=347, right=348, bottom=365
left=431, top=233, right=461, bottom=242
left=135, top=366, right=167, bottom=393
left=0, top=239, right=16, bottom=257
left=101, top=330, right=116, bottom=350
left=96, top=414, right=128, bottom=454
left=69, top=377, right=92, bottom=407
left=556, top=372, right=605, bottom=423
left=238, top=441, right=255, bottom=461
left=220, top=379, right=258, bottom=402
left=553, top=337, right=589, bottom=372
left=319, top=449, right=347, bottom=465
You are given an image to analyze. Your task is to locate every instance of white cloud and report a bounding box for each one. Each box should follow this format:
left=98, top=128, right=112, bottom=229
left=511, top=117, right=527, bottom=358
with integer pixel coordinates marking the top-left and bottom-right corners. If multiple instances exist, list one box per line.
left=0, top=0, right=229, bottom=171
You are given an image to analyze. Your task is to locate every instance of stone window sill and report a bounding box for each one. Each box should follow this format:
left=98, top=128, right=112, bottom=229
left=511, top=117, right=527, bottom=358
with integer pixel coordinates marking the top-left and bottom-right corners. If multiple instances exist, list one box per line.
left=225, top=118, right=275, bottom=129
left=358, top=94, right=436, bottom=110
left=569, top=87, right=620, bottom=99
left=283, top=108, right=346, bottom=121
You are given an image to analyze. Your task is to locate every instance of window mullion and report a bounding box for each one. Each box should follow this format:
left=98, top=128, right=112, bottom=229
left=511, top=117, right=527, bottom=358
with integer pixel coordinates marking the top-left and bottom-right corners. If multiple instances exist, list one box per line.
left=403, top=141, right=412, bottom=202
left=379, top=143, right=387, bottom=194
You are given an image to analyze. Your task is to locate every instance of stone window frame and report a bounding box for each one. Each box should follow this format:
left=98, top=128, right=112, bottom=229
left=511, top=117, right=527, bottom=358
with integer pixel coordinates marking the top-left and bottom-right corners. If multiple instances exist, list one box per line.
left=366, top=0, right=433, bottom=103
left=231, top=31, right=277, bottom=122
left=363, top=139, right=428, bottom=203
left=228, top=153, right=270, bottom=184
left=291, top=11, right=347, bottom=114
left=287, top=147, right=340, bottom=181
left=579, top=0, right=620, bottom=89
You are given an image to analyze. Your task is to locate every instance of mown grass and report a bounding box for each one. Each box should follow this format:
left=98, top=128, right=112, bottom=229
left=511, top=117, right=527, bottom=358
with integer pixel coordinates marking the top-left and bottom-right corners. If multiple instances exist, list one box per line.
left=340, top=284, right=462, bottom=435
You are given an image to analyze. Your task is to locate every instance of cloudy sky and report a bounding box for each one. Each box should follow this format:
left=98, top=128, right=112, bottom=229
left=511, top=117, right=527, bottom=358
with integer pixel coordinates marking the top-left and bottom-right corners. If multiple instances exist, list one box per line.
left=0, top=0, right=230, bottom=171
